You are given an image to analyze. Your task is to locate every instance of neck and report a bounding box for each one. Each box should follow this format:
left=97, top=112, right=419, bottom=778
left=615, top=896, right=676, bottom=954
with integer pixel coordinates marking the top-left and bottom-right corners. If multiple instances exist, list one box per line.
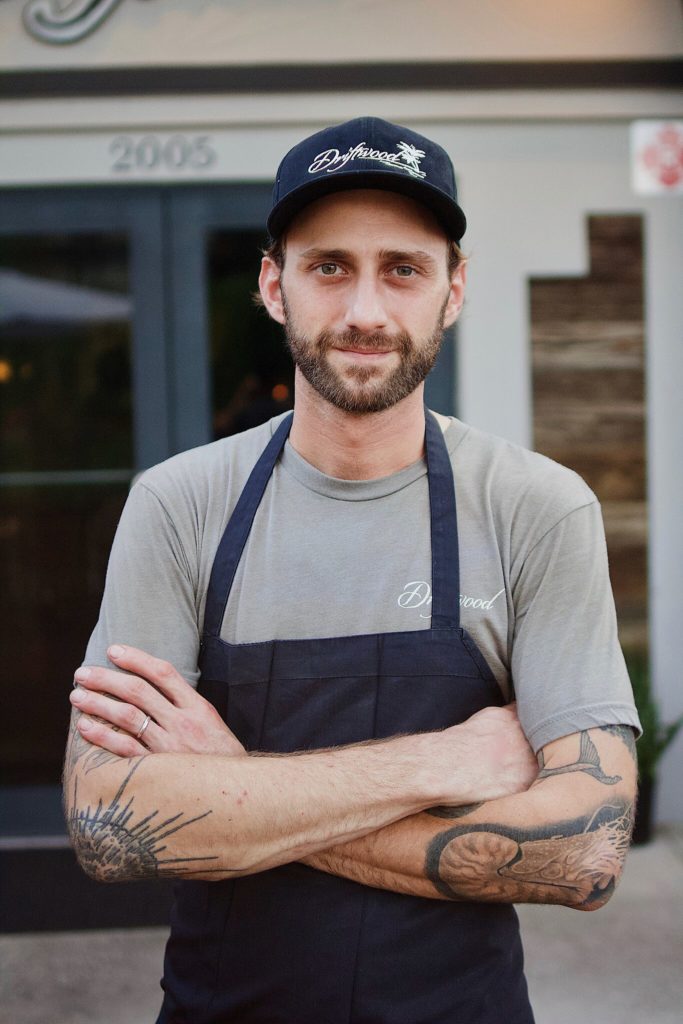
left=288, top=372, right=432, bottom=480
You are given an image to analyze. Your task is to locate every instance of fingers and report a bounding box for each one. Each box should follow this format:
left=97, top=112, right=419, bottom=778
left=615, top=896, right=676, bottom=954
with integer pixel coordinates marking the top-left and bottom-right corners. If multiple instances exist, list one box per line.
left=107, top=644, right=192, bottom=705
left=72, top=646, right=246, bottom=758
left=70, top=687, right=161, bottom=750
left=73, top=663, right=174, bottom=729
left=76, top=713, right=149, bottom=758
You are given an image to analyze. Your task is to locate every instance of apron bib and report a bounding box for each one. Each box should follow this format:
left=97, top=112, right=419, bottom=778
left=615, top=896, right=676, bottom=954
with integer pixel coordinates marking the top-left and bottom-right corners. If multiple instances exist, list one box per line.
left=157, top=411, right=534, bottom=1024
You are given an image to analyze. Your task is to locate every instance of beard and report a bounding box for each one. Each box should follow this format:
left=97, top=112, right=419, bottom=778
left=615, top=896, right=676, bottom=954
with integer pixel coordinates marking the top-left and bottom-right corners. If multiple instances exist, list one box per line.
left=282, top=294, right=448, bottom=414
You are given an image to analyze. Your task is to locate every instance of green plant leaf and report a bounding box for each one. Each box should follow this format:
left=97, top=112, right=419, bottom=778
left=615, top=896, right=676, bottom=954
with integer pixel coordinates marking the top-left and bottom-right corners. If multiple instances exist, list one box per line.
left=623, top=648, right=683, bottom=780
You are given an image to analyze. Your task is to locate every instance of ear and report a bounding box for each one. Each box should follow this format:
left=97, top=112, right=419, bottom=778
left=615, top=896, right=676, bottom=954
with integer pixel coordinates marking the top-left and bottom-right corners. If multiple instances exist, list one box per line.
left=258, top=257, right=286, bottom=325
left=442, top=261, right=467, bottom=329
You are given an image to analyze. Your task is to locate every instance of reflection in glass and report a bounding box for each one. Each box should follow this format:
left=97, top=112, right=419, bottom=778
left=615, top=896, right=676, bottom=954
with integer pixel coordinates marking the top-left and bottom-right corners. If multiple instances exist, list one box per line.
left=0, top=233, right=133, bottom=787
left=209, top=231, right=294, bottom=438
left=0, top=234, right=132, bottom=473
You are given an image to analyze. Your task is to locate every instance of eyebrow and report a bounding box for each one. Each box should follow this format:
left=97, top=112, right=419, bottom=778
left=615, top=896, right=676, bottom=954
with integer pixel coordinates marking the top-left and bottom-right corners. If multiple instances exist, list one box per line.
left=379, top=249, right=439, bottom=270
left=297, top=248, right=352, bottom=264
left=296, top=247, right=440, bottom=270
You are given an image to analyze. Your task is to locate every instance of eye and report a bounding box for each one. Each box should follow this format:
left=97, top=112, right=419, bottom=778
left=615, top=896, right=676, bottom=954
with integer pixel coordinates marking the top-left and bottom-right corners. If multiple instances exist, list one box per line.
left=393, top=265, right=416, bottom=278
left=317, top=263, right=340, bottom=276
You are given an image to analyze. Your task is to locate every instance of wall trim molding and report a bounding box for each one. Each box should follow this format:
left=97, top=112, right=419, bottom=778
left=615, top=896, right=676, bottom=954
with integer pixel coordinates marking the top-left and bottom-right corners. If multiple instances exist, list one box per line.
left=2, top=59, right=682, bottom=100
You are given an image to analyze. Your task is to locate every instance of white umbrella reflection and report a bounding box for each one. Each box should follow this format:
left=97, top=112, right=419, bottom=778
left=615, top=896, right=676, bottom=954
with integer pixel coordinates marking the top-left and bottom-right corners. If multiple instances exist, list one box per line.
left=0, top=269, right=132, bottom=327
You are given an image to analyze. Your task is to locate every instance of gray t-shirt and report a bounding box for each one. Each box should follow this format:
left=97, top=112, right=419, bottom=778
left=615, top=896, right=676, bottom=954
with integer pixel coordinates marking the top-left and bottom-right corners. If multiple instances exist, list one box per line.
left=85, top=413, right=640, bottom=752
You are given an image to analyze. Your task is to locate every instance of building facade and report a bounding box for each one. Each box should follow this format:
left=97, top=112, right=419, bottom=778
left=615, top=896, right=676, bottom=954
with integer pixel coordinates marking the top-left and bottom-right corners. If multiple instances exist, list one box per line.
left=1, top=0, right=682, bottom=930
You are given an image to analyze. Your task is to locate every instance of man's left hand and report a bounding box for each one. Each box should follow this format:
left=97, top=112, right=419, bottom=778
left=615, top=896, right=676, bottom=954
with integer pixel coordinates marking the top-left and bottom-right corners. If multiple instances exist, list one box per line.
left=70, top=644, right=246, bottom=758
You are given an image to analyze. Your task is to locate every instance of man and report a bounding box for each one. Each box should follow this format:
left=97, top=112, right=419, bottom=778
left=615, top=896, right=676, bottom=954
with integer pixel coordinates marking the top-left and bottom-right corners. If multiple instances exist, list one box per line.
left=65, top=117, right=640, bottom=1024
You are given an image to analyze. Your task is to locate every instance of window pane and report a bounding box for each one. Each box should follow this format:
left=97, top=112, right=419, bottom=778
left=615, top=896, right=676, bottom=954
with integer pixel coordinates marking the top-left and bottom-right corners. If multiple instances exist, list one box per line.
left=1, top=483, right=128, bottom=786
left=0, top=232, right=133, bottom=790
left=208, top=230, right=293, bottom=438
left=0, top=233, right=132, bottom=472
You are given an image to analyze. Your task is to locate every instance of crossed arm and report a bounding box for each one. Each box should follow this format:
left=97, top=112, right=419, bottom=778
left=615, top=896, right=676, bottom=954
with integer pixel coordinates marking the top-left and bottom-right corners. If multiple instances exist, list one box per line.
left=65, top=646, right=637, bottom=910
left=302, top=726, right=635, bottom=908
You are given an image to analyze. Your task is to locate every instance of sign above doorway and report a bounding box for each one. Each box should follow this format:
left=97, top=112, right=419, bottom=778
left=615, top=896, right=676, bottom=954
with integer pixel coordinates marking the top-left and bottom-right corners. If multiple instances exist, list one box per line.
left=22, top=0, right=151, bottom=45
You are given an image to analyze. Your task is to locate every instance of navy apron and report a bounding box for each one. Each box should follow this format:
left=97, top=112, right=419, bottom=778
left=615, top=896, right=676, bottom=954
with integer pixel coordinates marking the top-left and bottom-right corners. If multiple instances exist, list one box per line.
left=157, top=411, right=534, bottom=1024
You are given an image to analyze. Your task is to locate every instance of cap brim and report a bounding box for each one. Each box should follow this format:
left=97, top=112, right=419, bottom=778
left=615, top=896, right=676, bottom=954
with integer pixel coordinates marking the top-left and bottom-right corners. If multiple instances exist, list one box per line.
left=267, top=169, right=466, bottom=243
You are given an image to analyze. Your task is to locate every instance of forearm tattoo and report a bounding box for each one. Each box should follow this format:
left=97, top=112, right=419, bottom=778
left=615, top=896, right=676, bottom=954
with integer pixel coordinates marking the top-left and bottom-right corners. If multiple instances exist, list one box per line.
left=602, top=724, right=638, bottom=766
left=64, top=712, right=90, bottom=778
left=537, top=729, right=621, bottom=785
left=66, top=759, right=226, bottom=882
left=64, top=710, right=123, bottom=778
left=424, top=726, right=635, bottom=907
left=425, top=801, right=633, bottom=906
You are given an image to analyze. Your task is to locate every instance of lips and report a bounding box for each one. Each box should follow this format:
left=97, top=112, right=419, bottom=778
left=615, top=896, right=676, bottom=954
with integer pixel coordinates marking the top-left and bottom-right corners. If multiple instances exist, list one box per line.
left=333, top=346, right=395, bottom=356
left=318, top=328, right=410, bottom=360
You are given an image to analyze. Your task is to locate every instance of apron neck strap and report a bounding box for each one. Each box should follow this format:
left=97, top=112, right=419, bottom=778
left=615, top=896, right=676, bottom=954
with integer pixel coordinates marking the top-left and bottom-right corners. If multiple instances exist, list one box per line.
left=424, top=408, right=461, bottom=629
left=203, top=413, right=294, bottom=638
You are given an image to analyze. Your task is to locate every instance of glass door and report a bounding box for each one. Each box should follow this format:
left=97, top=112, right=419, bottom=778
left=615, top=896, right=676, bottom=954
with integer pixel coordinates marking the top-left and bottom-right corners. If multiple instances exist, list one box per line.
left=0, top=190, right=168, bottom=852
left=0, top=184, right=277, bottom=930
left=1, top=231, right=132, bottom=794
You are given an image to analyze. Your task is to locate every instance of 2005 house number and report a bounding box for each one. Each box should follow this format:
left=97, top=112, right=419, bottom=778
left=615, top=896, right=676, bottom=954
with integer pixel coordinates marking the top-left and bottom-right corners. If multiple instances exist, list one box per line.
left=109, top=135, right=217, bottom=173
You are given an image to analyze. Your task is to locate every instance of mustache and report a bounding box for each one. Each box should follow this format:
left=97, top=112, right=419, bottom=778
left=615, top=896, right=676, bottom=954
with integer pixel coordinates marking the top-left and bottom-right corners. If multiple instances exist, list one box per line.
left=316, top=328, right=412, bottom=356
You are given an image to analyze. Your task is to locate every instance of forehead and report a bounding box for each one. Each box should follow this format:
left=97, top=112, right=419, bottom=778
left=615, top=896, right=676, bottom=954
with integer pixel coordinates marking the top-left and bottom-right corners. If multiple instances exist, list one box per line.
left=284, top=189, right=448, bottom=253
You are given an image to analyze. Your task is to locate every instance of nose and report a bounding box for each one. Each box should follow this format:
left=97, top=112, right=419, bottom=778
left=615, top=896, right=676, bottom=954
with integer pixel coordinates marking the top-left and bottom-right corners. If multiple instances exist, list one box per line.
left=344, top=274, right=389, bottom=333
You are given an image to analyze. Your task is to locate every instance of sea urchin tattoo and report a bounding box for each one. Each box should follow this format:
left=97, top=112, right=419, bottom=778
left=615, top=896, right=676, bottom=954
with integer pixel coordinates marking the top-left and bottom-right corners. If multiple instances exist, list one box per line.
left=67, top=759, right=220, bottom=882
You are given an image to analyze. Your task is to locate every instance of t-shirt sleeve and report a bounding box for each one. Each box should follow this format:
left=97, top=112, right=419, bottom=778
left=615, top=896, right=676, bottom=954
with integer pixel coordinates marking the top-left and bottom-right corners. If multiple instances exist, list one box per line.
left=510, top=501, right=642, bottom=752
left=83, top=479, right=202, bottom=687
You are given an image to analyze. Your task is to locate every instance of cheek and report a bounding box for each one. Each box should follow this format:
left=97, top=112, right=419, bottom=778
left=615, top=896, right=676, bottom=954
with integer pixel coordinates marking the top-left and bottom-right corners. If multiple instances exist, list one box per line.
left=400, top=298, right=444, bottom=336
left=290, top=290, right=343, bottom=331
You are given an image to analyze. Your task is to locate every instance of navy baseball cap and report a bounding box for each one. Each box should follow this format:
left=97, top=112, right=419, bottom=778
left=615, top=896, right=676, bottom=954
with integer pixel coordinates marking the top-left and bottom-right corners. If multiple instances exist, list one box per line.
left=267, top=116, right=466, bottom=243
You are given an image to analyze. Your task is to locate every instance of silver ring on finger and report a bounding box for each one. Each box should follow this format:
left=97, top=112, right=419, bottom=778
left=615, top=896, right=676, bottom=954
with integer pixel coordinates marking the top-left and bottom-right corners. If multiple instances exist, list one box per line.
left=135, top=713, right=151, bottom=741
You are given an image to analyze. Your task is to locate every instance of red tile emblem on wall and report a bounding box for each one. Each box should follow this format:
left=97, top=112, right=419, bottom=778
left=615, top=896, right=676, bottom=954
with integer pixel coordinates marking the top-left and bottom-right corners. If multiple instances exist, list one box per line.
left=631, top=121, right=683, bottom=195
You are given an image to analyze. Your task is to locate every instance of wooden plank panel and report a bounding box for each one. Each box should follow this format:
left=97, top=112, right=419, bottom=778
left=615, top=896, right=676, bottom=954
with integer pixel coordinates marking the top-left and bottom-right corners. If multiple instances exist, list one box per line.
left=530, top=215, right=648, bottom=648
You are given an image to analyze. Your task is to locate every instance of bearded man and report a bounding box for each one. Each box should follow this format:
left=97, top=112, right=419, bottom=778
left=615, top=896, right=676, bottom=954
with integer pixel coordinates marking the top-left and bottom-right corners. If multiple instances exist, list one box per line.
left=65, top=117, right=640, bottom=1024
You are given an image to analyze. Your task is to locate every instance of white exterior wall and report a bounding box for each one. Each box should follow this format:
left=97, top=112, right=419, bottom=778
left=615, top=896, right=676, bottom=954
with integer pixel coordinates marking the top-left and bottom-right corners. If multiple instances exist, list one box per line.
left=1, top=0, right=682, bottom=67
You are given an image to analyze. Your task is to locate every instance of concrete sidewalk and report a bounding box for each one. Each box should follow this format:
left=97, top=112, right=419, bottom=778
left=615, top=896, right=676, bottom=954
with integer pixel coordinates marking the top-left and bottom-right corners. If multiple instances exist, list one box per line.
left=2, top=828, right=682, bottom=1024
